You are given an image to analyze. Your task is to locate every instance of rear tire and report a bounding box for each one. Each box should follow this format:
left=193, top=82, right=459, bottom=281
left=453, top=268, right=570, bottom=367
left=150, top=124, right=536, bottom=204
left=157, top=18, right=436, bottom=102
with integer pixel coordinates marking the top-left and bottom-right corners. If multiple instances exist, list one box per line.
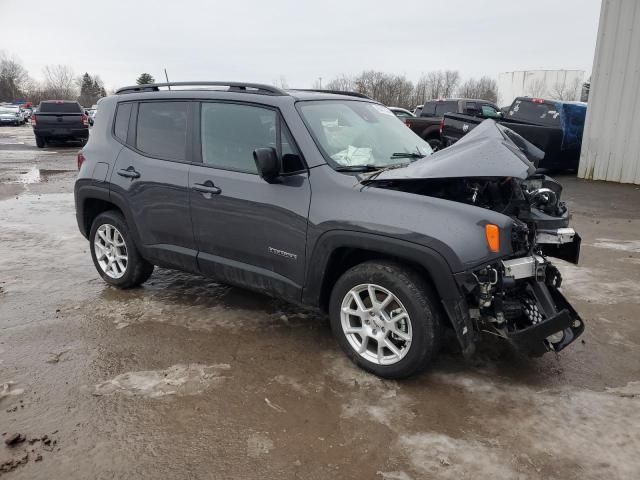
left=35, top=136, right=45, bottom=148
left=329, top=261, right=441, bottom=379
left=89, top=210, right=154, bottom=288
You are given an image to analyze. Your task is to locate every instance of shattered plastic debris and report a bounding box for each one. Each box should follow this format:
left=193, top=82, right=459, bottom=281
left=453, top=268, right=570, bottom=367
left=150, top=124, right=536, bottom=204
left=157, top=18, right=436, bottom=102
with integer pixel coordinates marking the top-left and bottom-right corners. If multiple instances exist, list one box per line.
left=93, top=363, right=231, bottom=398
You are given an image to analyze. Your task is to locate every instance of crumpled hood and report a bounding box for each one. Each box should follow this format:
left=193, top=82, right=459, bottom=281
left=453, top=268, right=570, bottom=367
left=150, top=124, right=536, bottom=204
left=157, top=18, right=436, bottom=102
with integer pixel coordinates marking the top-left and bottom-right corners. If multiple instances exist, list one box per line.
left=368, top=120, right=541, bottom=181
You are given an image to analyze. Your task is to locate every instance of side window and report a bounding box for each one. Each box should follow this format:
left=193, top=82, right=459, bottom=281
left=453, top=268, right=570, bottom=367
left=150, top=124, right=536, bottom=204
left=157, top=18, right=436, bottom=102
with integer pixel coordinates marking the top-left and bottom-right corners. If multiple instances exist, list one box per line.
left=136, top=102, right=188, bottom=161
left=465, top=102, right=479, bottom=115
left=201, top=103, right=276, bottom=173
left=481, top=105, right=499, bottom=118
left=113, top=103, right=133, bottom=143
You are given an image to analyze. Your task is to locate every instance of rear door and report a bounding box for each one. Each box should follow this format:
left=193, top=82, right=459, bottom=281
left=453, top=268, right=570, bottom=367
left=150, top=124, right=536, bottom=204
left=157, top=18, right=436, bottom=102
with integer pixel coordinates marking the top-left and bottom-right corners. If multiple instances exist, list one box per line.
left=118, top=100, right=198, bottom=271
left=189, top=101, right=311, bottom=301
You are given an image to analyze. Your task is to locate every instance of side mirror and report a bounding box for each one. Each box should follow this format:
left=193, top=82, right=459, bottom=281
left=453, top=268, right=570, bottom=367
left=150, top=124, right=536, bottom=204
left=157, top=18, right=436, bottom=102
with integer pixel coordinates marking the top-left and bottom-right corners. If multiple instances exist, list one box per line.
left=253, top=147, right=280, bottom=182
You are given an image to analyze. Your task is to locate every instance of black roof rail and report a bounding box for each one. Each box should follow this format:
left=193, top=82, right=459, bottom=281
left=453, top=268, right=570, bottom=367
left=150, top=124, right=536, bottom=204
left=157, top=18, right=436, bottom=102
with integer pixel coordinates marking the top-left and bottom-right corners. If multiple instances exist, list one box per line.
left=115, top=81, right=287, bottom=96
left=292, top=89, right=372, bottom=100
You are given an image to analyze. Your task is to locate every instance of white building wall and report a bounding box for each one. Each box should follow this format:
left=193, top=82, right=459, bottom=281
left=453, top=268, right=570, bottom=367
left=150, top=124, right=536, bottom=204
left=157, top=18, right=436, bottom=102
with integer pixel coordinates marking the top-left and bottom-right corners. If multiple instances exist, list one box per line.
left=497, top=70, right=585, bottom=107
left=578, top=0, right=640, bottom=184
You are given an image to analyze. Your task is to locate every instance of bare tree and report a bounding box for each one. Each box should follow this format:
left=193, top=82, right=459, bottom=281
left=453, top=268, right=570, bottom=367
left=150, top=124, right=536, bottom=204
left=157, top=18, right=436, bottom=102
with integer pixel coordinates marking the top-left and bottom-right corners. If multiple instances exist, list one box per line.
left=526, top=78, right=548, bottom=98
left=0, top=52, right=30, bottom=101
left=548, top=77, right=582, bottom=101
left=412, top=70, right=460, bottom=106
left=456, top=76, right=499, bottom=103
left=325, top=74, right=355, bottom=92
left=43, top=64, right=77, bottom=99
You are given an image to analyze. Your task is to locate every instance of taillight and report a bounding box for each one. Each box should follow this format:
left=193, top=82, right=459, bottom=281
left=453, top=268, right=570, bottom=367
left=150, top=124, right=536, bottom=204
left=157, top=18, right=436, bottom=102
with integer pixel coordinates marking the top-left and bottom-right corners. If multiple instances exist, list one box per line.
left=439, top=118, right=444, bottom=135
left=406, top=120, right=412, bottom=128
left=77, top=151, right=86, bottom=171
left=81, top=114, right=89, bottom=126
left=31, top=114, right=36, bottom=126
left=531, top=98, right=545, bottom=104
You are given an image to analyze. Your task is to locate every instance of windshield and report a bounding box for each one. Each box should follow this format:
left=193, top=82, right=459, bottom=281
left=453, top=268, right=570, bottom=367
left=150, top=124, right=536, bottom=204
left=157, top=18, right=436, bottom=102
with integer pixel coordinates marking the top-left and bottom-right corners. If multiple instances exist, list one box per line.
left=298, top=100, right=432, bottom=169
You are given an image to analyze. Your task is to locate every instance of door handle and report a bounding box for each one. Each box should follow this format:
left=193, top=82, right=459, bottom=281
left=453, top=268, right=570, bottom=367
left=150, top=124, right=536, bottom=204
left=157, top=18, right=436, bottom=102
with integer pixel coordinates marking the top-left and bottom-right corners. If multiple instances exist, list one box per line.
left=117, top=167, right=140, bottom=179
left=193, top=182, right=221, bottom=195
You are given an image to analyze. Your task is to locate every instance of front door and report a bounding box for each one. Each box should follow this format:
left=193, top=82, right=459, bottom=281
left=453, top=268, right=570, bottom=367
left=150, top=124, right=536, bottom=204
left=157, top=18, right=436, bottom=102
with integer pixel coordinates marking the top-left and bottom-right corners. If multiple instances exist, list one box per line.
left=189, top=101, right=311, bottom=301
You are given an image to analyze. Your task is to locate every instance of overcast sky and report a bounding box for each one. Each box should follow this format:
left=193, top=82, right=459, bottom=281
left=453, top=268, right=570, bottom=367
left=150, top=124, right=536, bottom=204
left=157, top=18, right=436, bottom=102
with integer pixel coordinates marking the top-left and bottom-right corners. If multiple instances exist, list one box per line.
left=1, top=0, right=602, bottom=90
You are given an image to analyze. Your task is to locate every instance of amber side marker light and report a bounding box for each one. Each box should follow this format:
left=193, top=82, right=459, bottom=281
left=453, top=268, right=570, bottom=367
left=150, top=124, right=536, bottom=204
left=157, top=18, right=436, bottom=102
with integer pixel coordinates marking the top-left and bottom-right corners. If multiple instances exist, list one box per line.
left=485, top=224, right=500, bottom=252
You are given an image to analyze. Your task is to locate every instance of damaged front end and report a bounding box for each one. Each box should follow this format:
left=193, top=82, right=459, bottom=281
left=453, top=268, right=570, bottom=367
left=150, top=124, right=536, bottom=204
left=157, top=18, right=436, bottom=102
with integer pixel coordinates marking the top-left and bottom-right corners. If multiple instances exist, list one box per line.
left=364, top=121, right=585, bottom=356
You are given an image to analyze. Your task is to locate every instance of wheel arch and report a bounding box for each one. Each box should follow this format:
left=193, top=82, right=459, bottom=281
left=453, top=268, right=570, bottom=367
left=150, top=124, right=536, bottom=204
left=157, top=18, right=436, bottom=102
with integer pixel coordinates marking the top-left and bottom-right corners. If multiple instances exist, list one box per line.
left=303, top=231, right=460, bottom=312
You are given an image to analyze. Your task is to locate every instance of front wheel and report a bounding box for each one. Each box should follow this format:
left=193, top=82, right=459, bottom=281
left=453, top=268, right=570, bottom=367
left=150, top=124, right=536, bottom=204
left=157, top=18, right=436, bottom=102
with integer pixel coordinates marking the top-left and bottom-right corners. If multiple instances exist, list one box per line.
left=89, top=210, right=154, bottom=288
left=329, top=261, right=441, bottom=379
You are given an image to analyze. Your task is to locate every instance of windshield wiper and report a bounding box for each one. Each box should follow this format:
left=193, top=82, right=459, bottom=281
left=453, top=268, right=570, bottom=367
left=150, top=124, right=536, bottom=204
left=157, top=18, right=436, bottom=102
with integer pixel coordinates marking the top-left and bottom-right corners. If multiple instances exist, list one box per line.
left=334, top=165, right=381, bottom=172
left=359, top=162, right=410, bottom=184
left=390, top=152, right=426, bottom=159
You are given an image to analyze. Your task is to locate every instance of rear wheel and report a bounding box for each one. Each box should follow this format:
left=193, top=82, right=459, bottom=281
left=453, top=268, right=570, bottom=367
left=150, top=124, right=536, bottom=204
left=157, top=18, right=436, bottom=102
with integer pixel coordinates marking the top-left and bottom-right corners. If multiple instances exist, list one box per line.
left=35, top=136, right=45, bottom=148
left=329, top=261, right=441, bottom=379
left=89, top=210, right=154, bottom=288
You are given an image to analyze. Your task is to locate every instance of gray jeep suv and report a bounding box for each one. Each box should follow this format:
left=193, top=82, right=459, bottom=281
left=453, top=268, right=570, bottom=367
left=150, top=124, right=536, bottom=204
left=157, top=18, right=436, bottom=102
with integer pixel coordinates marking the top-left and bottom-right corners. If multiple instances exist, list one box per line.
left=74, top=82, right=584, bottom=378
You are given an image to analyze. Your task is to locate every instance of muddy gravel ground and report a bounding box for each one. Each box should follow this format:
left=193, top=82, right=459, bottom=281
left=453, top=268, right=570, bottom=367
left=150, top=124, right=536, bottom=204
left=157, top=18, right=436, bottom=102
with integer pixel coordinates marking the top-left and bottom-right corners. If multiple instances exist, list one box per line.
left=1, top=125, right=639, bottom=479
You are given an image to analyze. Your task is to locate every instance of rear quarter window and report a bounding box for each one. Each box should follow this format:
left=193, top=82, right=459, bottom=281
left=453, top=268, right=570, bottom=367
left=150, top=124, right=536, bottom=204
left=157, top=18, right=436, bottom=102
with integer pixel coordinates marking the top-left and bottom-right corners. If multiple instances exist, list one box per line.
left=39, top=102, right=82, bottom=113
left=113, top=103, right=133, bottom=143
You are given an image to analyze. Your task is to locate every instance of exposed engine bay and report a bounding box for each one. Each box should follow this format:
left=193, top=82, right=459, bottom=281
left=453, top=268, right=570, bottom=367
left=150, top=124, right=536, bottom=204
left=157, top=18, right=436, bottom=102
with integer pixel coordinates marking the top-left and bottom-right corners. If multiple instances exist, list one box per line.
left=361, top=120, right=585, bottom=356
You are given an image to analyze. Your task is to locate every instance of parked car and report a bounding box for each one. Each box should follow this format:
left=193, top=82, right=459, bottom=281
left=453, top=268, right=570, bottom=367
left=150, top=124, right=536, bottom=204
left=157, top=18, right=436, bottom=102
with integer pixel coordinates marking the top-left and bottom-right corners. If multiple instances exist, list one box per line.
left=0, top=105, right=25, bottom=125
left=74, top=81, right=584, bottom=379
left=32, top=100, right=90, bottom=148
left=388, top=107, right=415, bottom=121
left=405, top=98, right=501, bottom=150
left=441, top=97, right=588, bottom=170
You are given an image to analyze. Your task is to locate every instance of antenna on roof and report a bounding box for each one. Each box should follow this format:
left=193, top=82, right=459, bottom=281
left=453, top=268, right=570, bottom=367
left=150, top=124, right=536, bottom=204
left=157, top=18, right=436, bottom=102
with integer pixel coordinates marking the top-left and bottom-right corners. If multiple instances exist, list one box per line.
left=164, top=69, right=171, bottom=90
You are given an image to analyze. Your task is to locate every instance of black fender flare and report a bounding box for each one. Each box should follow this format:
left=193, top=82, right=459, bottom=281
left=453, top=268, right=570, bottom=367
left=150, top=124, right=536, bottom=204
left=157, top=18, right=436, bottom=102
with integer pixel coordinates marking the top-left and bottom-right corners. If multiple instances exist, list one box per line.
left=74, top=182, right=144, bottom=252
left=303, top=230, right=460, bottom=305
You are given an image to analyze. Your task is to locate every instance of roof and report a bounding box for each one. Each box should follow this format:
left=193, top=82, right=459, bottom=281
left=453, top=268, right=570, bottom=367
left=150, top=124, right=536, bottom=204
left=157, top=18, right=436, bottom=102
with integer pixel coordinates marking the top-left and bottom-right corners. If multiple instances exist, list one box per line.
left=114, top=82, right=375, bottom=103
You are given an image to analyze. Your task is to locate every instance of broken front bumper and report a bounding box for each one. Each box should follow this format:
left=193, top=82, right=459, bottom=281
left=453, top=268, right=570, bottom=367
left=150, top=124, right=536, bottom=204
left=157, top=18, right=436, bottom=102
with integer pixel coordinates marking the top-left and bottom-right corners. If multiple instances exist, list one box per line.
left=504, top=282, right=584, bottom=356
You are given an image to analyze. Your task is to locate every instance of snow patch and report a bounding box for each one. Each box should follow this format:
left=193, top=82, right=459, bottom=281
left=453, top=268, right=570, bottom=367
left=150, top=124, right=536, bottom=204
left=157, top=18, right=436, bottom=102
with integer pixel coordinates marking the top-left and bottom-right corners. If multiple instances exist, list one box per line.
left=398, top=433, right=518, bottom=480
left=93, top=363, right=231, bottom=398
left=591, top=238, right=640, bottom=253
left=0, top=381, right=24, bottom=400
left=246, top=433, right=274, bottom=458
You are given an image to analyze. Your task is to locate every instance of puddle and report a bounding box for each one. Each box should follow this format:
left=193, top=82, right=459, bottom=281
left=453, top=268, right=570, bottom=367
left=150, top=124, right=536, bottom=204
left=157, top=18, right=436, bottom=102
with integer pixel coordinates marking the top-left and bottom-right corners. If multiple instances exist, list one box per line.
left=92, top=363, right=231, bottom=398
left=8, top=167, right=73, bottom=185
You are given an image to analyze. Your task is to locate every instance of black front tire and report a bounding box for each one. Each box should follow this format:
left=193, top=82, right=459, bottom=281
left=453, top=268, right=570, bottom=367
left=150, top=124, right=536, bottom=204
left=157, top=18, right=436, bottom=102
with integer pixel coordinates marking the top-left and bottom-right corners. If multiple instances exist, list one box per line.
left=35, top=136, right=45, bottom=148
left=329, top=261, right=441, bottom=379
left=89, top=210, right=154, bottom=288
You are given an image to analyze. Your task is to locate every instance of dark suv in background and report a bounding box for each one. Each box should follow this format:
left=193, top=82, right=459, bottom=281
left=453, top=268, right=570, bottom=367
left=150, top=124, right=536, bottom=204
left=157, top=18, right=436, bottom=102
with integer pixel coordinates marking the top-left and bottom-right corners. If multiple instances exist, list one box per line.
left=32, top=100, right=89, bottom=147
left=74, top=82, right=584, bottom=378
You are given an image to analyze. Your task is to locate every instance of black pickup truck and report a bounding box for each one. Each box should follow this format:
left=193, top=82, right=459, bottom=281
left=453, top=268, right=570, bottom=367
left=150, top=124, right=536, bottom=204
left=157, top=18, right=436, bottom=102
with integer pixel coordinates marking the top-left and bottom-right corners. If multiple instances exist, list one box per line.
left=441, top=97, right=587, bottom=170
left=32, top=100, right=90, bottom=148
left=406, top=99, right=500, bottom=150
